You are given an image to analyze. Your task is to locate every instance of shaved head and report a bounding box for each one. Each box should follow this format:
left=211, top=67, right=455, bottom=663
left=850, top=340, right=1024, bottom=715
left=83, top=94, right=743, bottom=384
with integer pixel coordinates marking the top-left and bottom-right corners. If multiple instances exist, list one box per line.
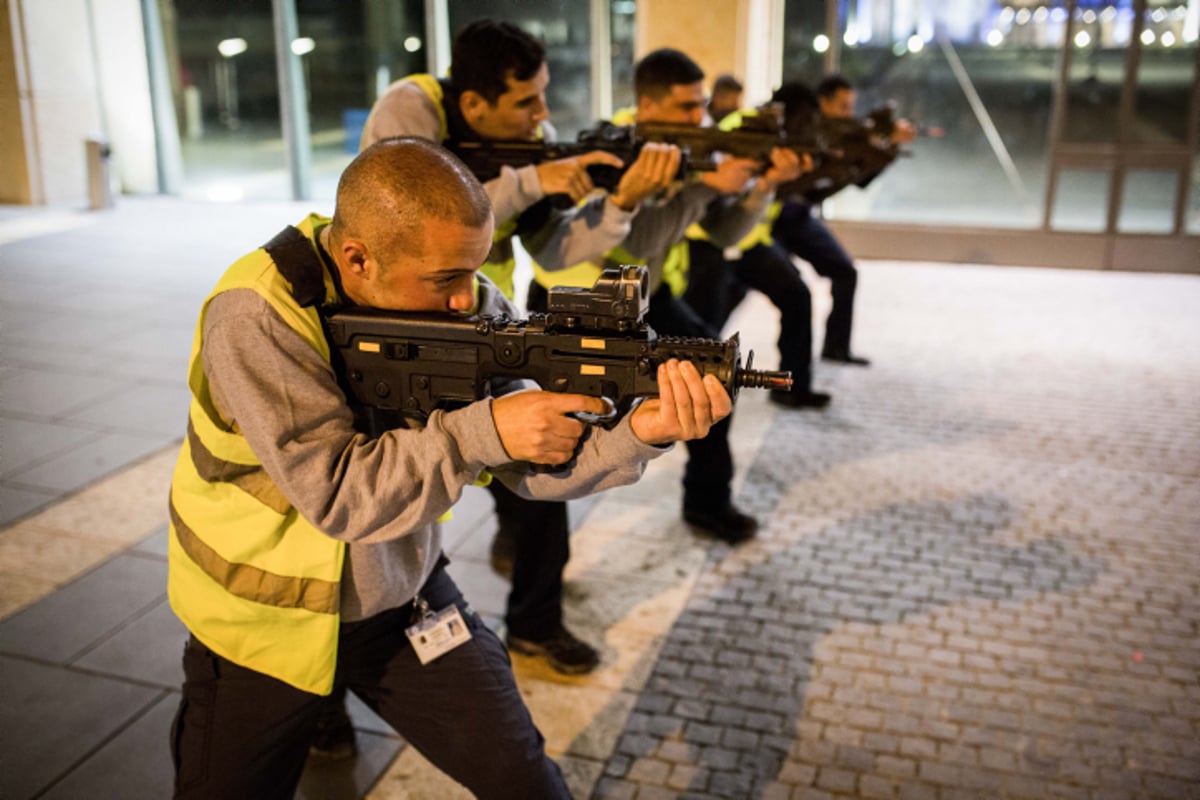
left=330, top=137, right=492, bottom=265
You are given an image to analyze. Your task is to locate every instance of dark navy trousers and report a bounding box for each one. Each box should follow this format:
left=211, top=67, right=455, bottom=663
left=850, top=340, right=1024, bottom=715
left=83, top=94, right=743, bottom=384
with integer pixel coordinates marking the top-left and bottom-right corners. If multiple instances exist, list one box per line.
left=171, top=563, right=569, bottom=800
left=771, top=201, right=859, bottom=357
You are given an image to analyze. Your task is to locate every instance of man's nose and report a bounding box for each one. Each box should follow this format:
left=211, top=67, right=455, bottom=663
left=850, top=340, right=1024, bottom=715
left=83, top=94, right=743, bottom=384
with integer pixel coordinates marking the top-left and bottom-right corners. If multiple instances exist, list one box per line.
left=448, top=287, right=475, bottom=312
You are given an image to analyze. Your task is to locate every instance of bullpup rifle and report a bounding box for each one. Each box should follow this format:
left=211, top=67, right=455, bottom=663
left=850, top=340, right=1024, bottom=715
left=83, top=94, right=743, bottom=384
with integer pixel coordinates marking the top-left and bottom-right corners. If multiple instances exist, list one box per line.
left=448, top=104, right=824, bottom=194
left=326, top=266, right=792, bottom=430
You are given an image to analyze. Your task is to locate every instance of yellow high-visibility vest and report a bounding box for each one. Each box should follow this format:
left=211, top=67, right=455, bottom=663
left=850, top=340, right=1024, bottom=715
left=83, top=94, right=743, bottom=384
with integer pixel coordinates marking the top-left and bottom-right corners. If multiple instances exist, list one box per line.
left=168, top=214, right=345, bottom=696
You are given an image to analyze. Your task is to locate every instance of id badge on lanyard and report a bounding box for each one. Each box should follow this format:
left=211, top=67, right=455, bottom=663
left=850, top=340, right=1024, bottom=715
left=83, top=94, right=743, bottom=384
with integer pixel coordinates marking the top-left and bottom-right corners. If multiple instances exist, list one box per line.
left=405, top=593, right=472, bottom=665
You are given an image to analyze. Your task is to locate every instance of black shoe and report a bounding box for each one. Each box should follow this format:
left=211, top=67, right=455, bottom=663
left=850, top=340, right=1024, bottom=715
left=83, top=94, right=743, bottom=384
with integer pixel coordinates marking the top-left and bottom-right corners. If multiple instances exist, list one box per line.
left=309, top=703, right=357, bottom=760
left=821, top=348, right=870, bottom=366
left=769, top=389, right=832, bottom=409
left=683, top=504, right=759, bottom=543
left=489, top=526, right=515, bottom=580
left=507, top=626, right=601, bottom=675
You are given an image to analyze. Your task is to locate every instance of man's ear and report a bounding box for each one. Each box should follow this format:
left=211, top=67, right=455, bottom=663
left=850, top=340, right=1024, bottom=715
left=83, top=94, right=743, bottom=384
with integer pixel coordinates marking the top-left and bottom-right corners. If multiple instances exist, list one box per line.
left=342, top=239, right=370, bottom=275
left=459, top=90, right=489, bottom=126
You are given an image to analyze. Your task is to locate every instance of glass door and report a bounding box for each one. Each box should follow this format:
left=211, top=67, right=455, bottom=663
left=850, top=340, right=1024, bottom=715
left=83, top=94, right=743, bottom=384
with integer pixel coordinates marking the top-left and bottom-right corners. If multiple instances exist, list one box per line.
left=1046, top=0, right=1198, bottom=237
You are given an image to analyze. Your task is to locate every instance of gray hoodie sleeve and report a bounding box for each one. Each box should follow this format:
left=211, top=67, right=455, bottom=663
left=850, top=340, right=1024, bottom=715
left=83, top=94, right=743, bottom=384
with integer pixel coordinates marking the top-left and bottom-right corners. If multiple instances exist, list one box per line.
left=203, top=289, right=667, bottom=544
left=519, top=195, right=636, bottom=272
left=619, top=183, right=722, bottom=262
left=697, top=182, right=777, bottom=248
left=358, top=79, right=545, bottom=226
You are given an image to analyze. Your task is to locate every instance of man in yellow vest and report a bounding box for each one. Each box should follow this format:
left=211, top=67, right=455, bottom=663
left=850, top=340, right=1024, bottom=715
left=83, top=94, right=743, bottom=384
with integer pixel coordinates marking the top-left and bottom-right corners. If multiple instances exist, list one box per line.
left=167, top=137, right=729, bottom=799
left=529, top=48, right=805, bottom=544
left=358, top=19, right=682, bottom=682
left=771, top=74, right=915, bottom=366
left=683, top=83, right=834, bottom=409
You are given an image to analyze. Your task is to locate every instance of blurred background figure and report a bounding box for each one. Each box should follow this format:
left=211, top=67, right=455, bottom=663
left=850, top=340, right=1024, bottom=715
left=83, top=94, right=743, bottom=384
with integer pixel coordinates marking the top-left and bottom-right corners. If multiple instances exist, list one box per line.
left=707, top=73, right=743, bottom=124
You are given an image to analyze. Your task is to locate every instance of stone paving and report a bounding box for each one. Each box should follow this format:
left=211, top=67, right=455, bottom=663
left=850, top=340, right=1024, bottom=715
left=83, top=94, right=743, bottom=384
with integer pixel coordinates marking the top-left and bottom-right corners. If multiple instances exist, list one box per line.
left=584, top=264, right=1200, bottom=799
left=2, top=199, right=1197, bottom=799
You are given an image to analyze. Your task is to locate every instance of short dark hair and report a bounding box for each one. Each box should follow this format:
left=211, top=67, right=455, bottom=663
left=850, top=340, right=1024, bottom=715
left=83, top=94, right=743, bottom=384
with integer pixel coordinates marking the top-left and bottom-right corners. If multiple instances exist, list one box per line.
left=816, top=73, right=853, bottom=99
left=771, top=80, right=821, bottom=137
left=332, top=137, right=491, bottom=262
left=634, top=48, right=705, bottom=101
left=712, top=73, right=743, bottom=95
left=450, top=19, right=546, bottom=104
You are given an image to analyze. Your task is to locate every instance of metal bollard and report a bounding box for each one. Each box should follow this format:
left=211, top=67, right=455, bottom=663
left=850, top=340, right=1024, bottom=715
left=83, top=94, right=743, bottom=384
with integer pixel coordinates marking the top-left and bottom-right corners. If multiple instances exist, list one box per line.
left=85, top=138, right=115, bottom=210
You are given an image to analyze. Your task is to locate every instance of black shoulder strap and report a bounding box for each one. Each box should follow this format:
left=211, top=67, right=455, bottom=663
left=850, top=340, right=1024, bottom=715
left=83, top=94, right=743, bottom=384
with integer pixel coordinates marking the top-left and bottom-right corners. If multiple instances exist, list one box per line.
left=262, top=225, right=326, bottom=308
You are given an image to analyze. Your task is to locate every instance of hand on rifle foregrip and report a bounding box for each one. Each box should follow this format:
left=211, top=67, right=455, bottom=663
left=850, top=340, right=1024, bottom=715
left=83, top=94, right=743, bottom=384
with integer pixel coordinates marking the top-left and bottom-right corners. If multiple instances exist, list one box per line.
left=609, top=143, right=682, bottom=210
left=630, top=359, right=732, bottom=445
left=890, top=117, right=917, bottom=145
left=699, top=155, right=759, bottom=194
left=758, top=146, right=808, bottom=191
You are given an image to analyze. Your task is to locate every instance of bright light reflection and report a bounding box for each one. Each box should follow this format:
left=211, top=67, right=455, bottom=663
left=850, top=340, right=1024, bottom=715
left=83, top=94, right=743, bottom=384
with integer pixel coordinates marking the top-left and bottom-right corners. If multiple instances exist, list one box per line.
left=1033, top=7, right=1049, bottom=23
left=986, top=29, right=1004, bottom=46
left=844, top=26, right=859, bottom=46
left=906, top=34, right=925, bottom=52
left=813, top=34, right=830, bottom=53
left=1082, top=9, right=1097, bottom=23
left=1050, top=8, right=1068, bottom=22
left=1161, top=30, right=1176, bottom=46
left=217, top=38, right=247, bottom=58
left=1074, top=30, right=1092, bottom=47
left=999, top=7, right=1015, bottom=24
left=206, top=184, right=244, bottom=202
left=1141, top=28, right=1156, bottom=45
left=403, top=36, right=422, bottom=52
left=1151, top=8, right=1167, bottom=22
left=1101, top=6, right=1118, bottom=22
left=291, top=37, right=315, bottom=56
left=1016, top=8, right=1032, bottom=24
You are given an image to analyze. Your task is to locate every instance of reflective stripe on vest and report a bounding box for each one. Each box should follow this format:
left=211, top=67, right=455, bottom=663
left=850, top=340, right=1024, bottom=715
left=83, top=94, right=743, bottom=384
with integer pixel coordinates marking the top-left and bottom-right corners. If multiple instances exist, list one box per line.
left=168, top=213, right=344, bottom=696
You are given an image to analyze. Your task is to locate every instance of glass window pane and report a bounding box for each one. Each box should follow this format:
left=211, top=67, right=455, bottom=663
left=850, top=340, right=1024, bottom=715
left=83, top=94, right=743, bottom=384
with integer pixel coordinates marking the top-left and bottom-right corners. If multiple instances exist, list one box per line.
left=1192, top=126, right=1200, bottom=234
left=781, top=0, right=827, bottom=86
left=1050, top=168, right=1112, bottom=231
left=298, top=0, right=427, bottom=201
left=1062, top=1, right=1132, bottom=144
left=611, top=1, right=637, bottom=115
left=1133, top=3, right=1196, bottom=145
left=166, top=0, right=288, bottom=202
left=1118, top=168, right=1181, bottom=232
left=823, top=1, right=1059, bottom=228
left=448, top=2, right=594, bottom=138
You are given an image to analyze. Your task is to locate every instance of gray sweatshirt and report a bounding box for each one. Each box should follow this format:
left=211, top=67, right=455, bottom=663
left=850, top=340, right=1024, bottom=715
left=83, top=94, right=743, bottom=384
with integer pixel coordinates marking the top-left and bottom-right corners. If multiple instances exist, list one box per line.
left=360, top=78, right=634, bottom=275
left=533, top=176, right=777, bottom=294
left=202, top=276, right=669, bottom=621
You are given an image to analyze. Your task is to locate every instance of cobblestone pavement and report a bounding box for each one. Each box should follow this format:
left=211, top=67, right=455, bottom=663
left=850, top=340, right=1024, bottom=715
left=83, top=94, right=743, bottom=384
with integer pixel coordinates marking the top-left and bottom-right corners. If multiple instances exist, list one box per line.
left=3, top=202, right=1197, bottom=800
left=590, top=263, right=1200, bottom=800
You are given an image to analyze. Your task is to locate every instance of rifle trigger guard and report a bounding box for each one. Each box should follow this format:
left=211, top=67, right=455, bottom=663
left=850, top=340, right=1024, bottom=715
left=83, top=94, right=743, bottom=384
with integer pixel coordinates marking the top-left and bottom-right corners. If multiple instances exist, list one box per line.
left=568, top=396, right=617, bottom=426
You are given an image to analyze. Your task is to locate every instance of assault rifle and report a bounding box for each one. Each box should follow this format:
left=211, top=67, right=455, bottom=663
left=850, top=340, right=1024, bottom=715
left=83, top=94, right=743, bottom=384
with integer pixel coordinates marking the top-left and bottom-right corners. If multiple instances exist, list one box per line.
left=448, top=123, right=658, bottom=192
left=775, top=105, right=908, bottom=204
left=326, top=266, right=791, bottom=431
left=634, top=103, right=825, bottom=170
left=775, top=103, right=944, bottom=204
left=448, top=104, right=825, bottom=194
